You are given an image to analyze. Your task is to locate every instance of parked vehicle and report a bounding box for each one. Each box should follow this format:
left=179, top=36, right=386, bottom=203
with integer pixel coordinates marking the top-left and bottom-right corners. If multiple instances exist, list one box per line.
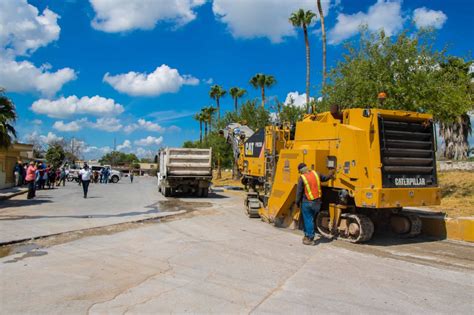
left=158, top=148, right=212, bottom=197
left=90, top=165, right=122, bottom=183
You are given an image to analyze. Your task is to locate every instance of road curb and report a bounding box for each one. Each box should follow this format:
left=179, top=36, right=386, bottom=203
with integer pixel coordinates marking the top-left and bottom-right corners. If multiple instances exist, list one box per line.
left=0, top=189, right=28, bottom=201
left=419, top=215, right=474, bottom=243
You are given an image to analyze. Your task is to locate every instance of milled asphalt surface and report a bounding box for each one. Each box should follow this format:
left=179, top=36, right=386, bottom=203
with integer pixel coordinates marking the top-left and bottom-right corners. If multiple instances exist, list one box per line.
left=0, top=178, right=473, bottom=314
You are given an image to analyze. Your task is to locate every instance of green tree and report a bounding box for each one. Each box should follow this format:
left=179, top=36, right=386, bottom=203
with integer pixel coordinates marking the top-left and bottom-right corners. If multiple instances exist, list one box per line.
left=45, top=143, right=66, bottom=168
left=249, top=73, right=276, bottom=108
left=438, top=57, right=474, bottom=160
left=323, top=29, right=473, bottom=159
left=316, top=0, right=327, bottom=89
left=277, top=98, right=306, bottom=126
left=289, top=9, right=316, bottom=109
left=99, top=151, right=139, bottom=165
left=209, top=85, right=226, bottom=121
left=221, top=100, right=271, bottom=131
left=229, top=87, right=247, bottom=112
left=0, top=88, right=17, bottom=148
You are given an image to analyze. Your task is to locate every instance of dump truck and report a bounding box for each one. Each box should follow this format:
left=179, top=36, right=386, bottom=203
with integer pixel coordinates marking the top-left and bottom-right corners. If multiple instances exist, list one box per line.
left=224, top=107, right=441, bottom=242
left=158, top=147, right=212, bottom=197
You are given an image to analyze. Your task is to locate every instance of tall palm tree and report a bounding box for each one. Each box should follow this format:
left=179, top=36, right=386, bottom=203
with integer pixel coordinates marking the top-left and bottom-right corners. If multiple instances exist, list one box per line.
left=193, top=112, right=204, bottom=143
left=203, top=106, right=217, bottom=136
left=229, top=87, right=247, bottom=112
left=209, top=85, right=226, bottom=121
left=0, top=88, right=17, bottom=148
left=289, top=9, right=316, bottom=109
left=317, top=0, right=327, bottom=89
left=249, top=73, right=276, bottom=108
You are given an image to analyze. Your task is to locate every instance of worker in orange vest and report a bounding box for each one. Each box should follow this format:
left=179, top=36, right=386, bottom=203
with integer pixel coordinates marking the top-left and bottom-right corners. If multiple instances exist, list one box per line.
left=296, top=163, right=335, bottom=245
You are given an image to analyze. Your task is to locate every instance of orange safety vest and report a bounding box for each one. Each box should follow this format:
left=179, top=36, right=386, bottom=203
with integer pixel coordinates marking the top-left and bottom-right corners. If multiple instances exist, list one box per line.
left=300, top=170, right=322, bottom=200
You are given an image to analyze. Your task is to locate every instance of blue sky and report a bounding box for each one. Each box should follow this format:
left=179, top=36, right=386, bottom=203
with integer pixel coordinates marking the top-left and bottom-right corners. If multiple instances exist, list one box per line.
left=1, top=0, right=472, bottom=159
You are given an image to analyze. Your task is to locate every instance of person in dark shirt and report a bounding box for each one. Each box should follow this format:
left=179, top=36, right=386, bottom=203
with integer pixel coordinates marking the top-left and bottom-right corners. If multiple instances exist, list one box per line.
left=295, top=163, right=335, bottom=245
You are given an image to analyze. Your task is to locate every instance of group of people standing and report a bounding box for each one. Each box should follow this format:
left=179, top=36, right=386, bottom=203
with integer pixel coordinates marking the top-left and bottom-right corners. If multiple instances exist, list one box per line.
left=21, top=161, right=68, bottom=200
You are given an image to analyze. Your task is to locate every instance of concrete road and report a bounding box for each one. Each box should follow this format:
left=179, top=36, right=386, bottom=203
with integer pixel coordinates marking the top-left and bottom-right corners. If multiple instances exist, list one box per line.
left=0, top=178, right=473, bottom=314
left=0, top=177, right=186, bottom=244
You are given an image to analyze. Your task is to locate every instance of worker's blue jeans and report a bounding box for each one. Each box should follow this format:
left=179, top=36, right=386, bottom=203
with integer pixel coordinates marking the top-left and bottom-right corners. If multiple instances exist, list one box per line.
left=301, top=199, right=322, bottom=239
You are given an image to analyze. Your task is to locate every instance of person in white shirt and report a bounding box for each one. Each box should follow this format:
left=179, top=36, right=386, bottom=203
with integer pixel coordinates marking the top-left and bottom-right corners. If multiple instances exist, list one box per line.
left=79, top=164, right=92, bottom=198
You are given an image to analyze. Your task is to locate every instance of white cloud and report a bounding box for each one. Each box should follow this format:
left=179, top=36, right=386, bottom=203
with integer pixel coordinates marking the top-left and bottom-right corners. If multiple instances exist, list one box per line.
left=284, top=91, right=314, bottom=108
left=167, top=125, right=181, bottom=133
left=31, top=95, right=124, bottom=118
left=212, top=0, right=332, bottom=43
left=134, top=136, right=164, bottom=147
left=135, top=147, right=155, bottom=158
left=104, top=64, right=199, bottom=97
left=90, top=0, right=205, bottom=33
left=32, top=119, right=43, bottom=125
left=0, top=57, right=76, bottom=96
left=53, top=120, right=82, bottom=132
left=124, top=119, right=165, bottom=134
left=413, top=7, right=447, bottom=29
left=328, top=0, right=404, bottom=45
left=90, top=117, right=123, bottom=132
left=53, top=117, right=123, bottom=133
left=117, top=140, right=132, bottom=151
left=83, top=145, right=112, bottom=156
left=0, top=2, right=76, bottom=96
left=0, top=0, right=60, bottom=57
left=26, top=131, right=63, bottom=146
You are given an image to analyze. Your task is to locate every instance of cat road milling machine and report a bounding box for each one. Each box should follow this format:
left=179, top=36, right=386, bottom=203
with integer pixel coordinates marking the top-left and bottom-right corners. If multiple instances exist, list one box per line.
left=222, top=107, right=441, bottom=243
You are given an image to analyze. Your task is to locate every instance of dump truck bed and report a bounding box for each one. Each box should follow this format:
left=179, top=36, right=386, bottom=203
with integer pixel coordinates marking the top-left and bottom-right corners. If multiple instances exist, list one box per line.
left=161, top=148, right=212, bottom=177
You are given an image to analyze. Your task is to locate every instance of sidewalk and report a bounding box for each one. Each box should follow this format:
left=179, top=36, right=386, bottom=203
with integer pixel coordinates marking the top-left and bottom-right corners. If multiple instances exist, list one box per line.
left=0, top=186, right=28, bottom=201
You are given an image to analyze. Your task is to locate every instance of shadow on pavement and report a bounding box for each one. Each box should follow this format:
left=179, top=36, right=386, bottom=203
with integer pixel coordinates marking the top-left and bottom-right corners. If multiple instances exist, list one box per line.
left=0, top=198, right=53, bottom=209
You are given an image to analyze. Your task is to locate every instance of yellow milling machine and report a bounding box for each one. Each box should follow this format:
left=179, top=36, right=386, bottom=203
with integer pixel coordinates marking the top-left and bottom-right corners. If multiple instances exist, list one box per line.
left=223, top=107, right=441, bottom=243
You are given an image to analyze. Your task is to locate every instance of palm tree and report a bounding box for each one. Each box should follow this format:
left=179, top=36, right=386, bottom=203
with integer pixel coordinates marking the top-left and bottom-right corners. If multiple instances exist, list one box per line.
left=209, top=85, right=226, bottom=121
left=0, top=88, right=17, bottom=148
left=229, top=87, right=247, bottom=112
left=249, top=73, right=276, bottom=108
left=439, top=113, right=472, bottom=160
left=203, top=106, right=217, bottom=136
left=289, top=9, right=316, bottom=110
left=193, top=112, right=204, bottom=143
left=317, top=0, right=327, bottom=89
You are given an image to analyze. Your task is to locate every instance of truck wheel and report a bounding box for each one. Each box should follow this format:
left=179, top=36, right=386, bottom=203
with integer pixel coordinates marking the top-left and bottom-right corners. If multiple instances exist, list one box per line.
left=163, top=187, right=172, bottom=197
left=111, top=175, right=119, bottom=183
left=201, top=188, right=209, bottom=198
left=158, top=186, right=161, bottom=192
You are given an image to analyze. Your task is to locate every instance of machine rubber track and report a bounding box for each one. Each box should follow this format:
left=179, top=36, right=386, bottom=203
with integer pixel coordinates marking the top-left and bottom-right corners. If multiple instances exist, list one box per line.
left=404, top=213, right=422, bottom=237
left=342, top=213, right=374, bottom=243
left=246, top=197, right=261, bottom=218
left=316, top=211, right=375, bottom=243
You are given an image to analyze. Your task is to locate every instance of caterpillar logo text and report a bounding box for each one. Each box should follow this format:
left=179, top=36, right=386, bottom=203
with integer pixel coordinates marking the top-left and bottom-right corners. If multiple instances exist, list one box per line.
left=394, top=177, right=426, bottom=186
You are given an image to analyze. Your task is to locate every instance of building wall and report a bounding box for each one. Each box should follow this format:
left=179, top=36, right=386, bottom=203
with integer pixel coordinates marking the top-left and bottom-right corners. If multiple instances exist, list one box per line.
left=0, top=144, right=34, bottom=189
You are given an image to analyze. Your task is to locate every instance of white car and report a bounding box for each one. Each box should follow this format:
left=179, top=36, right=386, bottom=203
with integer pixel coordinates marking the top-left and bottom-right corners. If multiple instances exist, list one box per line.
left=90, top=166, right=122, bottom=183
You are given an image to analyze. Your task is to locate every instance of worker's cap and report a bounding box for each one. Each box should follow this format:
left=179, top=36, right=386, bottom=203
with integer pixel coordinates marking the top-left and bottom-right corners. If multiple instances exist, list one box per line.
left=297, top=163, right=307, bottom=171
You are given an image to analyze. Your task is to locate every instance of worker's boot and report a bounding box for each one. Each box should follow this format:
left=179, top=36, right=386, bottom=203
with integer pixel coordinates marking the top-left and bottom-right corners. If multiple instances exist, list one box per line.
left=302, top=236, right=314, bottom=245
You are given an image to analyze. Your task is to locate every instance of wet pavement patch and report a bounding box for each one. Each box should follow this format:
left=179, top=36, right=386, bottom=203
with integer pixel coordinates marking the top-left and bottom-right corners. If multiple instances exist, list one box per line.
left=0, top=199, right=215, bottom=259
